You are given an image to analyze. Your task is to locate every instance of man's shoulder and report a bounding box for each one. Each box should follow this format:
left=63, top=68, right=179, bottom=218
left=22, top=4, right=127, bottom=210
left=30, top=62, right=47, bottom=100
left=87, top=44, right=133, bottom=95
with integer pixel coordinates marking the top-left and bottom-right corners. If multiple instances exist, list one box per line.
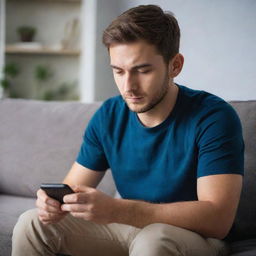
left=179, top=85, right=226, bottom=107
left=178, top=84, right=233, bottom=116
left=177, top=85, right=241, bottom=132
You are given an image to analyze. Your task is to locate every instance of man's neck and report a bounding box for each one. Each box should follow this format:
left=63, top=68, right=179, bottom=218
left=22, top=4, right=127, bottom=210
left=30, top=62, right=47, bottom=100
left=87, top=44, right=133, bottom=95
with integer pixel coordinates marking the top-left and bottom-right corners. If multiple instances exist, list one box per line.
left=137, top=83, right=179, bottom=128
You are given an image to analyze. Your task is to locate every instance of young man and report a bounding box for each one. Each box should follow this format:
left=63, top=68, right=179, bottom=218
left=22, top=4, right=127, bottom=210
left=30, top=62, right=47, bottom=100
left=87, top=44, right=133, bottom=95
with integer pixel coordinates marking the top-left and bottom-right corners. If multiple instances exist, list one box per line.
left=12, top=5, right=244, bottom=256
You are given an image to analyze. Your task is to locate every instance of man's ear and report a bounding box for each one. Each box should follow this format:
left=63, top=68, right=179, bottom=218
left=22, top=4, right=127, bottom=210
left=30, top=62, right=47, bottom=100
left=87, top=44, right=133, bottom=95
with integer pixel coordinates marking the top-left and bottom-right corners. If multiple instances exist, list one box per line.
left=168, top=53, right=184, bottom=78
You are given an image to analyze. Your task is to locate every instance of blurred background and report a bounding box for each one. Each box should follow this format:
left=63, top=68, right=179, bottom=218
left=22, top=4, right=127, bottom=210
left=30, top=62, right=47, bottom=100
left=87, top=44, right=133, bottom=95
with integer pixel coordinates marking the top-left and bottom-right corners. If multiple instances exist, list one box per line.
left=0, top=0, right=255, bottom=102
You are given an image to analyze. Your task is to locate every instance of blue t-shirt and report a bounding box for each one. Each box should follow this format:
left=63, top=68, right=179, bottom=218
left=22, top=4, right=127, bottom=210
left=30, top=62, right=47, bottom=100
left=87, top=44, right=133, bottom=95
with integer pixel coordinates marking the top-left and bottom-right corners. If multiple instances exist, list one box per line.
left=77, top=85, right=244, bottom=203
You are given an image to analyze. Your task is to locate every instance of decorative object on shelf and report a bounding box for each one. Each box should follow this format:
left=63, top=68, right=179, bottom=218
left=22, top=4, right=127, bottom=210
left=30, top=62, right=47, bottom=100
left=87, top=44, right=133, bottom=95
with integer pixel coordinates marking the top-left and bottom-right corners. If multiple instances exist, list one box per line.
left=61, top=18, right=80, bottom=50
left=0, top=63, right=20, bottom=98
left=17, top=26, right=37, bottom=42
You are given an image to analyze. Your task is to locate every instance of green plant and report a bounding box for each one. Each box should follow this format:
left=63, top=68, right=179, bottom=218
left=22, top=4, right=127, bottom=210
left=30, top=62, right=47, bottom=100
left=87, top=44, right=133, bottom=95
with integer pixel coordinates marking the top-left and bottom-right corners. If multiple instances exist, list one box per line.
left=35, top=65, right=53, bottom=82
left=0, top=63, right=20, bottom=97
left=34, top=64, right=54, bottom=99
left=33, top=65, right=79, bottom=101
left=4, top=63, right=19, bottom=77
left=17, top=26, right=37, bottom=42
left=43, top=81, right=79, bottom=101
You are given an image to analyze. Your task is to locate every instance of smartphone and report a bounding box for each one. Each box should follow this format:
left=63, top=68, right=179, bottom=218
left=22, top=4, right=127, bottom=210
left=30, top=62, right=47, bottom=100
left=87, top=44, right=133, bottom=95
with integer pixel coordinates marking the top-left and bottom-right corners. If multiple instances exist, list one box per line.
left=40, top=183, right=74, bottom=204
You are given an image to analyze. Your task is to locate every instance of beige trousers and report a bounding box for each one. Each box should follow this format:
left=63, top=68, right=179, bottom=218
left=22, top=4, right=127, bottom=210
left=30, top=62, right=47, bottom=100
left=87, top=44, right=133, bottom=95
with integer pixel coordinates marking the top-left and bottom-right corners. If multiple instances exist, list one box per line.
left=12, top=209, right=229, bottom=256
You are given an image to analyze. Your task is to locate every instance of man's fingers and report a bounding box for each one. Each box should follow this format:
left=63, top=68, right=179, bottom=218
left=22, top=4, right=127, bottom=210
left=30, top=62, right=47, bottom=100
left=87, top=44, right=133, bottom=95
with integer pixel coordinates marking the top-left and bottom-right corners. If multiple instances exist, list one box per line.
left=72, top=185, right=94, bottom=193
left=36, top=189, right=63, bottom=214
left=36, top=199, right=62, bottom=214
left=70, top=212, right=87, bottom=219
left=36, top=189, right=67, bottom=225
left=63, top=192, right=89, bottom=204
left=37, top=189, right=61, bottom=207
left=61, top=203, right=89, bottom=213
left=37, top=209, right=67, bottom=223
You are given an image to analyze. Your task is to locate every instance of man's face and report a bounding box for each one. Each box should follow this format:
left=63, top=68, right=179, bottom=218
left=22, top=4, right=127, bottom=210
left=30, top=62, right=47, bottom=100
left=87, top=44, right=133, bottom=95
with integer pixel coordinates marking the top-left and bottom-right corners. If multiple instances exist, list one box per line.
left=109, top=40, right=171, bottom=113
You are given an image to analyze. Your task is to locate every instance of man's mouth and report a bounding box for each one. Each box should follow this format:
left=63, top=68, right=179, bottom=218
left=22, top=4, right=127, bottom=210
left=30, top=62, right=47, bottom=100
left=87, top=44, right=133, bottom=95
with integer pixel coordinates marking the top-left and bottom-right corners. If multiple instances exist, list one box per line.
left=125, top=96, right=144, bottom=103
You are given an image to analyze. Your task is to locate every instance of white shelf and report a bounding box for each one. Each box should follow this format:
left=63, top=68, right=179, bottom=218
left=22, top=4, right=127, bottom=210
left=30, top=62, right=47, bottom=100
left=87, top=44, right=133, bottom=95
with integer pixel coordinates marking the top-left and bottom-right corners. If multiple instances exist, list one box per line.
left=11, top=0, right=81, bottom=2
left=5, top=45, right=80, bottom=56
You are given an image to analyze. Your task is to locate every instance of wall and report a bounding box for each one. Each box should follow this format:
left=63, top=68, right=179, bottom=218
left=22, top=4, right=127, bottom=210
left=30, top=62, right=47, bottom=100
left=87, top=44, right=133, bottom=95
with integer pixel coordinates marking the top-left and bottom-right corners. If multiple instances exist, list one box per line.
left=0, top=0, right=5, bottom=98
left=94, top=0, right=120, bottom=101
left=79, top=0, right=97, bottom=102
left=92, top=0, right=256, bottom=101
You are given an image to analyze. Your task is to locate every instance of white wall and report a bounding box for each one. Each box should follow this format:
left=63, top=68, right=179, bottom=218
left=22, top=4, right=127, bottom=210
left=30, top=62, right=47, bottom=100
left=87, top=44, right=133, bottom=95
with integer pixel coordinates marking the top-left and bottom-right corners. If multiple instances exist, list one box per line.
left=79, top=0, right=97, bottom=102
left=0, top=0, right=5, bottom=98
left=80, top=0, right=120, bottom=102
left=94, top=0, right=120, bottom=101
left=116, top=0, right=256, bottom=101
left=80, top=0, right=121, bottom=102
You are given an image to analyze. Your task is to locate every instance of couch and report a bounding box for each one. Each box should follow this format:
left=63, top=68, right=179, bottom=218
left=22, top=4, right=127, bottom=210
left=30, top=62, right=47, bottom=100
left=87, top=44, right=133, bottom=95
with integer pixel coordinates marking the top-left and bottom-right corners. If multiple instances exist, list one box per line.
left=0, top=98, right=255, bottom=256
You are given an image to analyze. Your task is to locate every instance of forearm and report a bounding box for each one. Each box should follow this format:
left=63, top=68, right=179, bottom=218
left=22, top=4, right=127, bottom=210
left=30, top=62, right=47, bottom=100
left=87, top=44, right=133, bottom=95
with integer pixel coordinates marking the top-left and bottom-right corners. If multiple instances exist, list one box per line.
left=113, top=198, right=231, bottom=239
left=63, top=162, right=105, bottom=188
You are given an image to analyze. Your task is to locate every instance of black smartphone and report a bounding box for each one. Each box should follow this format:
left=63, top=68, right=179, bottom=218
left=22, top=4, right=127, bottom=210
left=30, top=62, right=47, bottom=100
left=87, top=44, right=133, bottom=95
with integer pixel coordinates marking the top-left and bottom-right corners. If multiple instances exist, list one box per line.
left=40, top=183, right=74, bottom=204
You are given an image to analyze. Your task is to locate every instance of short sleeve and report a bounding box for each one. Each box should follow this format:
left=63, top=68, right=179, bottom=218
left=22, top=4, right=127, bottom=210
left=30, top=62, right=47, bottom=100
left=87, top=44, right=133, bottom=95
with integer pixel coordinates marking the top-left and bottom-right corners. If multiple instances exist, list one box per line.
left=76, top=109, right=109, bottom=171
left=196, top=103, right=244, bottom=177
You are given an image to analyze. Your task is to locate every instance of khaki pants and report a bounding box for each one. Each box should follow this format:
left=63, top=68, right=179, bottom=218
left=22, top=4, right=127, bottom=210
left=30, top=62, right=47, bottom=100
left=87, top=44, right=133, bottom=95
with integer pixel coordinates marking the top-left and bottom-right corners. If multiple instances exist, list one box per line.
left=12, top=209, right=229, bottom=256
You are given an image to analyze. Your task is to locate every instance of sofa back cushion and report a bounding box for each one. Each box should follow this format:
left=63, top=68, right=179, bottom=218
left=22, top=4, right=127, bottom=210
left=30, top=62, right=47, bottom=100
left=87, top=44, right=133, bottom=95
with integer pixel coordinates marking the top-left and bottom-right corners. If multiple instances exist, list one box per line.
left=229, top=101, right=256, bottom=240
left=0, top=99, right=116, bottom=198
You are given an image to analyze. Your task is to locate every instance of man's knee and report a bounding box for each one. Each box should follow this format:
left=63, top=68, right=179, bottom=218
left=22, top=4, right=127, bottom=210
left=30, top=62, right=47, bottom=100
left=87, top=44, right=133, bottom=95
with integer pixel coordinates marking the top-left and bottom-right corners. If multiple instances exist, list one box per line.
left=129, top=223, right=183, bottom=256
left=13, top=208, right=39, bottom=237
left=12, top=208, right=63, bottom=255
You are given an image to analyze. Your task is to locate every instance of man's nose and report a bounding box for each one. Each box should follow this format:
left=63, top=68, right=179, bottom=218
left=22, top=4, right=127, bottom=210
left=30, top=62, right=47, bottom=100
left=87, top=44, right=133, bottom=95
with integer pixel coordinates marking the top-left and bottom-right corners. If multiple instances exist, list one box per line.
left=123, top=73, right=137, bottom=92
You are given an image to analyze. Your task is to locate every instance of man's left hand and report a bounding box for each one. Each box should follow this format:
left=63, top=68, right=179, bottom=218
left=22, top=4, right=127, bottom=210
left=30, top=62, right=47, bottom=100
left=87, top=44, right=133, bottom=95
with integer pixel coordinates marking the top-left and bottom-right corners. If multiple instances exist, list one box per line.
left=61, top=185, right=117, bottom=224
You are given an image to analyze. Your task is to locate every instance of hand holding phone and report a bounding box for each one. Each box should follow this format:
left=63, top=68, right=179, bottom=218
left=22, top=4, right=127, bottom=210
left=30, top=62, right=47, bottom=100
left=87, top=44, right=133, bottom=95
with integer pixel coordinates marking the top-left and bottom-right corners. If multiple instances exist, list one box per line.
left=40, top=183, right=74, bottom=204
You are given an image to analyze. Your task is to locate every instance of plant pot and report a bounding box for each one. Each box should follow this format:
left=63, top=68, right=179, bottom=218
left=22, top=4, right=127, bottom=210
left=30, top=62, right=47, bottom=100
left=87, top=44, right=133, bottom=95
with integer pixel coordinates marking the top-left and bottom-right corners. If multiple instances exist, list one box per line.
left=20, top=32, right=35, bottom=42
left=17, top=26, right=36, bottom=42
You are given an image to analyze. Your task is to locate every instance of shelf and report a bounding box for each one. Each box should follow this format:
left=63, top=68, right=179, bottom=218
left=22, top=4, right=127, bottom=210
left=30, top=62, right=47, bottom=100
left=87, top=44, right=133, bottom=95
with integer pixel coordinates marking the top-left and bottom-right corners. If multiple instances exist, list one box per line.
left=5, top=46, right=80, bottom=56
left=10, top=0, right=81, bottom=2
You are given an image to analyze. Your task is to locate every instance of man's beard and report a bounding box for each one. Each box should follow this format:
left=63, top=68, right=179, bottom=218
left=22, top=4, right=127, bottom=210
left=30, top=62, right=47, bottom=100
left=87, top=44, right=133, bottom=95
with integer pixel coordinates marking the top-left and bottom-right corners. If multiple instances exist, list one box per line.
left=123, top=75, right=170, bottom=113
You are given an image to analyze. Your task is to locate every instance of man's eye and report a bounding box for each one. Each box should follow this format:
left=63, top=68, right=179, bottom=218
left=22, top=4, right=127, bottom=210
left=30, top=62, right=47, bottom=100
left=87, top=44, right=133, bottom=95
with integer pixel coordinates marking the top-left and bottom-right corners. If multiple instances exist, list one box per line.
left=113, top=69, right=123, bottom=75
left=138, top=69, right=151, bottom=74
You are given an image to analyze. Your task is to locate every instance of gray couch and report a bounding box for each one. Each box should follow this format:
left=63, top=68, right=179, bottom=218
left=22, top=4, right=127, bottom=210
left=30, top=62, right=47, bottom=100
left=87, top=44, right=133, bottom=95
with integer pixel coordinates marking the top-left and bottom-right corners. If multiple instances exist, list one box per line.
left=0, top=98, right=255, bottom=256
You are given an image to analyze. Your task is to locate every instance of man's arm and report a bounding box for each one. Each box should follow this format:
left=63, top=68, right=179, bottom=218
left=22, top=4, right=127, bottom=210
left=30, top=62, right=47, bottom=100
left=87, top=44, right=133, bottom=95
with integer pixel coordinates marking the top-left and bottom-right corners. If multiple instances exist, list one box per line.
left=114, top=174, right=242, bottom=239
left=62, top=173, right=242, bottom=239
left=63, top=161, right=106, bottom=188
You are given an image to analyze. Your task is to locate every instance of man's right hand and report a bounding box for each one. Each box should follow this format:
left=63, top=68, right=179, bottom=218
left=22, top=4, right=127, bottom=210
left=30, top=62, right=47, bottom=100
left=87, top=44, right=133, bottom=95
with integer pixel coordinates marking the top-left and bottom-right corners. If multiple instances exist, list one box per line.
left=36, top=189, right=67, bottom=225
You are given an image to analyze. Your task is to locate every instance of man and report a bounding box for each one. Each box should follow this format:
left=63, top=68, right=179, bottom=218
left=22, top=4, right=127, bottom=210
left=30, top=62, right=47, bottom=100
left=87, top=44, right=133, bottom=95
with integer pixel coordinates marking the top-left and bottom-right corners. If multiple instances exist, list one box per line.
left=12, top=5, right=244, bottom=256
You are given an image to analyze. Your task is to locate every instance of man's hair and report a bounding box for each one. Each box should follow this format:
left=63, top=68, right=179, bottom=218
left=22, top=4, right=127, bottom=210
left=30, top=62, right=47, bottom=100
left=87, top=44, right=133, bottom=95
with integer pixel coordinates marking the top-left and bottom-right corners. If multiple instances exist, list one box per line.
left=102, top=5, right=180, bottom=64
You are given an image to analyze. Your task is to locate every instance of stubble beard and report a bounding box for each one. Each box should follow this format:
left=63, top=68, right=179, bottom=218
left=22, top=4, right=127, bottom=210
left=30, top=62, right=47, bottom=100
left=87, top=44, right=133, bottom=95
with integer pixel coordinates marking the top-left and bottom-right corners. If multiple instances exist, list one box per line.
left=124, top=75, right=170, bottom=114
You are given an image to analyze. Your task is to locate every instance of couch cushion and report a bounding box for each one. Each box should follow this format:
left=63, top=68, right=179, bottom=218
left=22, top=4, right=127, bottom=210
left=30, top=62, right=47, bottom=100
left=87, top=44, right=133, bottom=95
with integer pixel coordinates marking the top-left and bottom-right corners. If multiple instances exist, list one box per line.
left=230, top=239, right=256, bottom=256
left=0, top=195, right=36, bottom=256
left=0, top=99, right=102, bottom=197
left=229, top=101, right=256, bottom=240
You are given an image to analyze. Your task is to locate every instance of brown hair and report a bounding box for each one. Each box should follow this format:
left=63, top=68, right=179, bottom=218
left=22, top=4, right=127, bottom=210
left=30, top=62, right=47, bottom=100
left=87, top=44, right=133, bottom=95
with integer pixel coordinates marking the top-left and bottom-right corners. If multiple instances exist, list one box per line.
left=102, top=5, right=180, bottom=64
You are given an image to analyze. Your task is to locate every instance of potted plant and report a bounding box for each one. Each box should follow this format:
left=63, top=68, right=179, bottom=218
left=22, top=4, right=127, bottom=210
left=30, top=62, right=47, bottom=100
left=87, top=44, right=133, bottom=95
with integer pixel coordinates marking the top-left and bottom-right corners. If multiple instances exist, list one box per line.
left=17, top=26, right=37, bottom=42
left=34, top=64, right=54, bottom=99
left=0, top=63, right=20, bottom=98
